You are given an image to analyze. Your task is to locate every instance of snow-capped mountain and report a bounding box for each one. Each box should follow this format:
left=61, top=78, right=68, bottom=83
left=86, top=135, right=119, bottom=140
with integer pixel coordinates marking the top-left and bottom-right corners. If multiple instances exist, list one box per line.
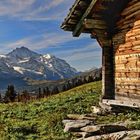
left=0, top=47, right=79, bottom=89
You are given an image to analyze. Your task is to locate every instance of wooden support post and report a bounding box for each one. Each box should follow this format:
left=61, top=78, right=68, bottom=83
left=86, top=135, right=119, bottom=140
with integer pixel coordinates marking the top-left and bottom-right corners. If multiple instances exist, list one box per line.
left=102, top=46, right=114, bottom=99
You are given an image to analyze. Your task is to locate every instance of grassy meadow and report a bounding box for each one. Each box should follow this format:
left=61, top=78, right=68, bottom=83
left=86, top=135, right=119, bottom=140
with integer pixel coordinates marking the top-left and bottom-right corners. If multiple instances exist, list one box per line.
left=0, top=81, right=140, bottom=140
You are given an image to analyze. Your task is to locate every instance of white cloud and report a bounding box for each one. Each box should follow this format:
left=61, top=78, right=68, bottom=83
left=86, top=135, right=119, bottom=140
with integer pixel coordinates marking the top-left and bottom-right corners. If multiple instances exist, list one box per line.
left=0, top=0, right=75, bottom=21
left=54, top=41, right=99, bottom=56
left=67, top=50, right=101, bottom=61
left=5, top=38, right=30, bottom=49
left=0, top=32, right=89, bottom=52
left=64, top=42, right=101, bottom=61
left=0, top=0, right=35, bottom=17
left=53, top=41, right=102, bottom=71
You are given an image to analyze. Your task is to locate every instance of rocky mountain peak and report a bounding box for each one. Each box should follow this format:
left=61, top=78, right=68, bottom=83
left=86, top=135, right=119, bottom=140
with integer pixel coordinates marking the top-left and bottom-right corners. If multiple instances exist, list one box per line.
left=7, top=46, right=40, bottom=58
left=0, top=47, right=79, bottom=89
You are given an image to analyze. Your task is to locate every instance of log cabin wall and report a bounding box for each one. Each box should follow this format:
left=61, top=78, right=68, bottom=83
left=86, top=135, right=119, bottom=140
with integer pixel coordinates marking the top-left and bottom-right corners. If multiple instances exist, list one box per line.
left=112, top=0, right=140, bottom=101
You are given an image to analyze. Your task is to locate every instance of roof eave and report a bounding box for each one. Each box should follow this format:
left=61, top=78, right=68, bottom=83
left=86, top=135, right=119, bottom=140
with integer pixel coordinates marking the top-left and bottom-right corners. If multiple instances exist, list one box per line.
left=61, top=0, right=98, bottom=37
left=72, top=0, right=98, bottom=37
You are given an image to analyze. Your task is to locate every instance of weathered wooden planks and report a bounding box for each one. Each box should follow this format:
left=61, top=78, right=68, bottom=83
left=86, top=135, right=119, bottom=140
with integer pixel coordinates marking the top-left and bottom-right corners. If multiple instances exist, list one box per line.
left=113, top=0, right=140, bottom=98
left=121, top=2, right=140, bottom=17
left=102, top=99, right=140, bottom=108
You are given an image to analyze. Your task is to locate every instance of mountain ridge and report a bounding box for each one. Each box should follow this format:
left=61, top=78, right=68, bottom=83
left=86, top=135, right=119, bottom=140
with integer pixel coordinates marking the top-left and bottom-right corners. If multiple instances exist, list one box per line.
left=0, top=47, right=79, bottom=89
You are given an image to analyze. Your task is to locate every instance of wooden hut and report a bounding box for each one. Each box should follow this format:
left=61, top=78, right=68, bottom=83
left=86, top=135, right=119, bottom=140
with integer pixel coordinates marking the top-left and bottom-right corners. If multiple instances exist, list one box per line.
left=61, top=0, right=140, bottom=108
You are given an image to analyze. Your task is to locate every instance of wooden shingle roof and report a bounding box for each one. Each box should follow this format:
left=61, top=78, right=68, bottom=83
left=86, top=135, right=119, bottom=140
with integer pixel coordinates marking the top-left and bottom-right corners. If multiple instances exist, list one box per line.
left=61, top=0, right=132, bottom=45
left=61, top=0, right=96, bottom=35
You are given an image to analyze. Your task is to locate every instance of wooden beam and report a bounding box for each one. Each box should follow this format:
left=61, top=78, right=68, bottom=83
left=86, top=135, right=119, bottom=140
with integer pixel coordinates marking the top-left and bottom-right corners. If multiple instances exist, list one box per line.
left=68, top=19, right=78, bottom=24
left=121, top=2, right=140, bottom=16
left=91, top=30, right=111, bottom=46
left=73, top=10, right=82, bottom=16
left=102, top=46, right=115, bottom=99
left=102, top=99, right=140, bottom=108
left=84, top=19, right=107, bottom=29
left=78, top=1, right=88, bottom=8
left=73, top=0, right=98, bottom=37
left=125, top=10, right=140, bottom=20
left=84, top=19, right=106, bottom=25
left=127, top=0, right=139, bottom=6
left=65, top=0, right=81, bottom=21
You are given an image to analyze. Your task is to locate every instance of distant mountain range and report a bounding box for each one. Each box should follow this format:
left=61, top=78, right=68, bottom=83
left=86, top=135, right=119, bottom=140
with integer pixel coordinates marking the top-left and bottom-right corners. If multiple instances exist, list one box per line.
left=0, top=47, right=79, bottom=89
left=20, top=68, right=102, bottom=94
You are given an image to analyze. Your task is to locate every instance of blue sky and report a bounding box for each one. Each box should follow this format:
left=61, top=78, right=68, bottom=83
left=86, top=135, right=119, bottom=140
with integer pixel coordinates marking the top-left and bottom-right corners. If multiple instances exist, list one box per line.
left=0, top=0, right=101, bottom=71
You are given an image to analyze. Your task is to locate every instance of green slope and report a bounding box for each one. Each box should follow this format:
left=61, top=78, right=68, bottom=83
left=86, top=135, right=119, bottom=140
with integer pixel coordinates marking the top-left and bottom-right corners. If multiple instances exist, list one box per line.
left=0, top=81, right=140, bottom=140
left=0, top=81, right=101, bottom=140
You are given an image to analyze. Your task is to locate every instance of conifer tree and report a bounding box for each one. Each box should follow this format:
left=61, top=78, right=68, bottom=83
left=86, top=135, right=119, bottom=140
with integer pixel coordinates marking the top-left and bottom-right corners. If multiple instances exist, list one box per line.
left=46, top=87, right=50, bottom=96
left=0, top=93, right=2, bottom=102
left=67, top=81, right=71, bottom=90
left=83, top=77, right=88, bottom=84
left=62, top=85, right=66, bottom=92
left=43, top=88, right=46, bottom=97
left=88, top=76, right=94, bottom=83
left=22, top=90, right=29, bottom=101
left=4, top=85, right=16, bottom=102
left=52, top=86, right=59, bottom=95
left=38, top=87, right=42, bottom=99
